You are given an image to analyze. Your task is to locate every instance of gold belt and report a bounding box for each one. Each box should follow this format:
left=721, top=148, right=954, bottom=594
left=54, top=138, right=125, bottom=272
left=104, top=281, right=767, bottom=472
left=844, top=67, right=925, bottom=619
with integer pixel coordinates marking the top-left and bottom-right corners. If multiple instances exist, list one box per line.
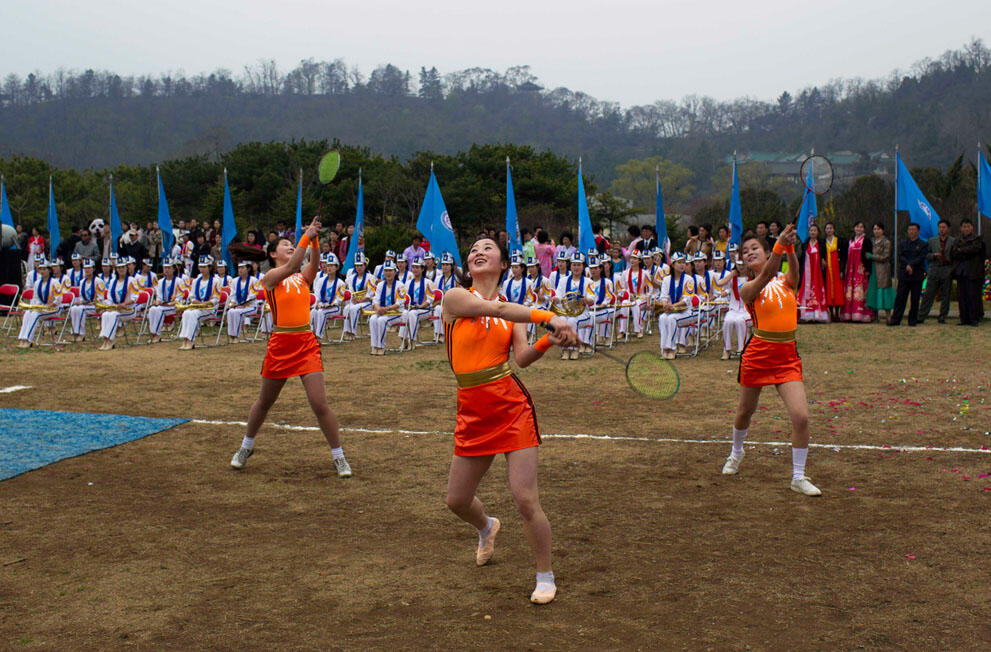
left=454, top=362, right=513, bottom=388
left=753, top=328, right=796, bottom=343
left=273, top=324, right=312, bottom=334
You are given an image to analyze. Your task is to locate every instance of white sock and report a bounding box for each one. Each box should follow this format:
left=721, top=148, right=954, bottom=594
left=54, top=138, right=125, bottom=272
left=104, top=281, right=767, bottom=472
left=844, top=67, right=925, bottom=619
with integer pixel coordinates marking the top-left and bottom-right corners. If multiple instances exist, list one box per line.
left=478, top=516, right=494, bottom=541
left=536, top=571, right=555, bottom=586
left=241, top=436, right=255, bottom=451
left=731, top=427, right=747, bottom=458
left=331, top=446, right=344, bottom=460
left=792, top=447, right=808, bottom=480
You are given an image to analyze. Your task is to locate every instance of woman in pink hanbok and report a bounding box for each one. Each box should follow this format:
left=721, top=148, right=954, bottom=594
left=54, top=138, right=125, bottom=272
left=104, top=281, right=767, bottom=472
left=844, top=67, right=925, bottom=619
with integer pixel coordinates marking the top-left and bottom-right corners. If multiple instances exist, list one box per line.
left=798, top=224, right=828, bottom=322
left=840, top=221, right=871, bottom=322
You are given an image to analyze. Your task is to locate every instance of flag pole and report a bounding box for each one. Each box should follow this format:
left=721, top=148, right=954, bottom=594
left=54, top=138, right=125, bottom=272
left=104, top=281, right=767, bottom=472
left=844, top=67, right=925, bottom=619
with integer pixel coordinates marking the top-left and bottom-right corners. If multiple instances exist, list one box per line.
left=893, top=145, right=899, bottom=279
left=979, top=142, right=983, bottom=236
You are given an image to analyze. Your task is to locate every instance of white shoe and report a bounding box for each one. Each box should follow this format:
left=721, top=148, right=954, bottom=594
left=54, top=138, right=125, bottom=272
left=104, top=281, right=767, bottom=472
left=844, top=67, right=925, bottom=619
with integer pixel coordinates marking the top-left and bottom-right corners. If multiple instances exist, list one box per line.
left=530, top=581, right=557, bottom=605
left=334, top=456, right=353, bottom=478
left=230, top=447, right=253, bottom=469
left=790, top=476, right=822, bottom=496
left=721, top=451, right=744, bottom=475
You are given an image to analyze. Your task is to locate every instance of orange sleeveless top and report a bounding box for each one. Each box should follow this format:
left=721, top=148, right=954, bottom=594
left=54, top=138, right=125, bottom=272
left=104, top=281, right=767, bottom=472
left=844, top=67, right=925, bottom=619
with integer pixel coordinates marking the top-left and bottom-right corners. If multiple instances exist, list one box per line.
left=746, top=274, right=797, bottom=333
left=265, top=273, right=311, bottom=328
left=445, top=289, right=514, bottom=375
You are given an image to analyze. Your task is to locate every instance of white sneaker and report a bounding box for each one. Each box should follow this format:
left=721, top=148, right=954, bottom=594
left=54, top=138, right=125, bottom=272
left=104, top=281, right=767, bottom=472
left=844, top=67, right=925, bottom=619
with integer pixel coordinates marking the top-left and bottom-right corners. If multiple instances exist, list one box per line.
left=790, top=476, right=821, bottom=496
left=721, top=451, right=744, bottom=475
left=334, top=456, right=353, bottom=478
left=230, top=447, right=253, bottom=469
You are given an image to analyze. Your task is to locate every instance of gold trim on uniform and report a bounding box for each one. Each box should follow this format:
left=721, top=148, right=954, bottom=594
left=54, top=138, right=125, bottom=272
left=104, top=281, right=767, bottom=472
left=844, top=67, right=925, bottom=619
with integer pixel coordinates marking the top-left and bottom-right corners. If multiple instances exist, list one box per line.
left=273, top=324, right=312, bottom=334
left=454, top=362, right=513, bottom=388
left=753, top=328, right=796, bottom=343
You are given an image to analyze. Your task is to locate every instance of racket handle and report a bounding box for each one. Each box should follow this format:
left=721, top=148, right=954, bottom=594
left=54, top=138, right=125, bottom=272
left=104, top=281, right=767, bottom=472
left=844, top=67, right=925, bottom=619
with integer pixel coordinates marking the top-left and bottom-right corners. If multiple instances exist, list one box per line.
left=540, top=322, right=556, bottom=333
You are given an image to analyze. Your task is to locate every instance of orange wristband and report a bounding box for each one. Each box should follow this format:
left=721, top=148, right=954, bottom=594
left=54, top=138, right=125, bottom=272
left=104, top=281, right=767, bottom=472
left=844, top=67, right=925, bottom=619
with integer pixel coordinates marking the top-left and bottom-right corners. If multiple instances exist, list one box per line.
left=534, top=334, right=553, bottom=353
left=298, top=234, right=311, bottom=249
left=529, top=309, right=554, bottom=324
left=311, top=237, right=320, bottom=250
left=772, top=241, right=794, bottom=255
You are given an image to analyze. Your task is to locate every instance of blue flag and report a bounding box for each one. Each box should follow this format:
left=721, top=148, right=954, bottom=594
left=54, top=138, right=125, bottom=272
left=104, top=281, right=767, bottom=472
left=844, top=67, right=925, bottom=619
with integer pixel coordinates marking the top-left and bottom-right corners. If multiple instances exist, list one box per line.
left=577, top=162, right=595, bottom=255
left=416, top=169, right=461, bottom=267
left=343, top=173, right=364, bottom=273
left=157, top=169, right=174, bottom=256
left=109, top=177, right=122, bottom=255
left=0, top=177, right=15, bottom=248
left=895, top=153, right=939, bottom=240
left=979, top=150, right=991, bottom=222
left=506, top=159, right=521, bottom=255
left=222, top=170, right=236, bottom=270
left=295, top=173, right=303, bottom=242
left=655, top=172, right=669, bottom=256
left=728, top=160, right=743, bottom=246
left=47, top=178, right=60, bottom=259
left=797, top=161, right=817, bottom=243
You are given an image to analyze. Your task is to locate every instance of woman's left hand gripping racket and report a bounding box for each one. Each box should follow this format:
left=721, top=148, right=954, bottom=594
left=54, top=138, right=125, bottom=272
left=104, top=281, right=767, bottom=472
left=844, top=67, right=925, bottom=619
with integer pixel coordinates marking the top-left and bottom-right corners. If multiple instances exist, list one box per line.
left=541, top=324, right=680, bottom=400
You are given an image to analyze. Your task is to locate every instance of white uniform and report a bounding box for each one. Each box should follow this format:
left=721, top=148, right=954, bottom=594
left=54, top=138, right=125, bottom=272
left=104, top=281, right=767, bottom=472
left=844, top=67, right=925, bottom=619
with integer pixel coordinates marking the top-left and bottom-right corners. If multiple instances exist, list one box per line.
left=402, top=275, right=436, bottom=343
left=18, top=276, right=65, bottom=343
left=342, top=270, right=373, bottom=335
left=181, top=241, right=195, bottom=276
left=554, top=273, right=595, bottom=346
left=587, top=276, right=616, bottom=340
left=135, top=270, right=158, bottom=295
left=178, top=275, right=221, bottom=340
left=617, top=268, right=650, bottom=335
left=433, top=272, right=458, bottom=338
left=311, top=274, right=345, bottom=338
left=501, top=275, right=535, bottom=305
left=368, top=278, right=408, bottom=349
left=24, top=268, right=42, bottom=293
left=68, top=276, right=106, bottom=335
left=66, top=266, right=86, bottom=288
left=146, top=275, right=182, bottom=336
left=657, top=274, right=697, bottom=351
left=722, top=275, right=750, bottom=353
left=99, top=274, right=141, bottom=341
left=226, top=275, right=262, bottom=339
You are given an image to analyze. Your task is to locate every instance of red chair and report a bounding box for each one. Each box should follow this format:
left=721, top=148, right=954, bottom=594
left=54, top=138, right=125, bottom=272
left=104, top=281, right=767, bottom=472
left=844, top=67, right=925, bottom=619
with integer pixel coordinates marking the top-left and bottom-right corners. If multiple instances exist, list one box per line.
left=0, top=283, right=22, bottom=336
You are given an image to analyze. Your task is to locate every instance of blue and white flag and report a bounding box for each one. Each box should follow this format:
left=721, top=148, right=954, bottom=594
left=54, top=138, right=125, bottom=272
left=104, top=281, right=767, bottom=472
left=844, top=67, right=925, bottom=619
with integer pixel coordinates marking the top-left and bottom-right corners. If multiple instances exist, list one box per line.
left=979, top=149, right=991, bottom=222
left=416, top=169, right=461, bottom=267
left=109, top=177, right=122, bottom=255
left=47, top=178, right=60, bottom=259
left=0, top=177, right=15, bottom=247
left=655, top=170, right=669, bottom=256
left=294, top=173, right=303, bottom=242
left=157, top=168, right=174, bottom=255
left=506, top=158, right=521, bottom=255
left=728, top=159, right=743, bottom=246
left=797, top=160, right=817, bottom=243
left=577, top=161, right=595, bottom=254
left=222, top=169, right=236, bottom=270
left=895, top=153, right=939, bottom=240
left=343, top=172, right=364, bottom=273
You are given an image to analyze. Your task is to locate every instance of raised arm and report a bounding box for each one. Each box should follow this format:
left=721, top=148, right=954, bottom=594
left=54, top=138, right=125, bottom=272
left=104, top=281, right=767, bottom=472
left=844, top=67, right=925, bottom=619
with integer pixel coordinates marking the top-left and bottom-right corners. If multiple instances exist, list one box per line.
left=263, top=217, right=320, bottom=290
left=442, top=287, right=576, bottom=346
left=739, top=224, right=796, bottom=304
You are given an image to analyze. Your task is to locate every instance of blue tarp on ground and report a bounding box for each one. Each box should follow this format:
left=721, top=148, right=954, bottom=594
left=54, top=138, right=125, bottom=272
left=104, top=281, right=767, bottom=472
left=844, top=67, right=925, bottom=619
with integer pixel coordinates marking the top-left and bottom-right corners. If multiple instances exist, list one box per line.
left=0, top=408, right=187, bottom=481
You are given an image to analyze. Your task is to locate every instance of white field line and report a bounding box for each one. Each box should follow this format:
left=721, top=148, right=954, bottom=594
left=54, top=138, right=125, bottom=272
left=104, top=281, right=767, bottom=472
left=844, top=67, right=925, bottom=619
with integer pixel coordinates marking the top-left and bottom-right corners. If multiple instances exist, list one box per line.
left=190, top=419, right=991, bottom=455
left=0, top=385, right=32, bottom=394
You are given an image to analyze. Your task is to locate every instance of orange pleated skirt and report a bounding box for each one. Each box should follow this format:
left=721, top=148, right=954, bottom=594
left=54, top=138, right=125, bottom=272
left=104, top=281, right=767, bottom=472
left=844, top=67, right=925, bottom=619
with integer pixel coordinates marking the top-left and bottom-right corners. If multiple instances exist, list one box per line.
left=738, top=337, right=803, bottom=388
left=261, top=331, right=323, bottom=379
left=454, top=374, right=541, bottom=456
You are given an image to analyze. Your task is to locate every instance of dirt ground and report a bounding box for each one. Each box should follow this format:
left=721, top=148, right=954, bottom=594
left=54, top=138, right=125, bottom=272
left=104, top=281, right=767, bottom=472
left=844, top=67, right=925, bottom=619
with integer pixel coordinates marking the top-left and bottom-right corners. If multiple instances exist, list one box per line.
left=1, top=320, right=989, bottom=650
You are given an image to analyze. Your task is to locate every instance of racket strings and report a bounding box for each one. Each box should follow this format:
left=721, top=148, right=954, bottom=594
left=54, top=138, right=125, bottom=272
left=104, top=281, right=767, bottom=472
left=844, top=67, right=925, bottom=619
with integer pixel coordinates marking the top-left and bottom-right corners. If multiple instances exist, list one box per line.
left=625, top=352, right=680, bottom=399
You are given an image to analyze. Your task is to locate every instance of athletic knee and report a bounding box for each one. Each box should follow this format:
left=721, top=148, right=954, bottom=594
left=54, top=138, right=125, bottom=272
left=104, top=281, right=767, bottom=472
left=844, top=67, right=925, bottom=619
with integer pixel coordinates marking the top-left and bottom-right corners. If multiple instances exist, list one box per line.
left=791, top=411, right=809, bottom=432
left=512, top=490, right=541, bottom=521
left=445, top=492, right=471, bottom=514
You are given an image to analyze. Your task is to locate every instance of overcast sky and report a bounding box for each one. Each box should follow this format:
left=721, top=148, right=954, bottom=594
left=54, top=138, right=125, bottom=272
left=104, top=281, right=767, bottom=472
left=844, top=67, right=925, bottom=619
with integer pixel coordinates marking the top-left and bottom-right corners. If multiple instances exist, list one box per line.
left=6, top=0, right=990, bottom=106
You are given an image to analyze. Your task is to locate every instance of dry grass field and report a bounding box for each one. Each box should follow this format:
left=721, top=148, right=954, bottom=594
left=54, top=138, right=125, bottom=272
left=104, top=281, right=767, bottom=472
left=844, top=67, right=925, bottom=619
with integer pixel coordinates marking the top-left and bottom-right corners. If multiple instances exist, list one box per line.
left=1, top=319, right=989, bottom=650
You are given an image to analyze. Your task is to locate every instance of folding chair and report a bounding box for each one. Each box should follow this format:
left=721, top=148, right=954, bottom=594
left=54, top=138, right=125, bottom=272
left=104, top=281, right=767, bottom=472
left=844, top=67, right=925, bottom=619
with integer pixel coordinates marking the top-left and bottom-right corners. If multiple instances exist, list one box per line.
left=0, top=283, right=23, bottom=336
left=192, top=290, right=228, bottom=347
left=115, top=291, right=152, bottom=347
left=39, top=293, right=75, bottom=346
left=55, top=288, right=82, bottom=344
left=251, top=290, right=272, bottom=342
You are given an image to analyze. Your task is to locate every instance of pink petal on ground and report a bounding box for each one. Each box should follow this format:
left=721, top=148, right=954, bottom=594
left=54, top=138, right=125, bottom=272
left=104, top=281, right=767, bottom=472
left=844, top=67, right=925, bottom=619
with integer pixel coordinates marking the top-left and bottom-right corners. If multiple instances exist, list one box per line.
left=848, top=487, right=856, bottom=491
left=905, top=554, right=916, bottom=559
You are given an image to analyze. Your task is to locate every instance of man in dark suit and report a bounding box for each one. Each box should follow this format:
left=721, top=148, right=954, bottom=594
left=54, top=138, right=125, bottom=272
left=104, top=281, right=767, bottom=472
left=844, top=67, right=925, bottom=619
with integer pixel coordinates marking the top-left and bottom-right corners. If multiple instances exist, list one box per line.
left=917, top=219, right=955, bottom=324
left=888, top=222, right=928, bottom=327
left=950, top=218, right=986, bottom=326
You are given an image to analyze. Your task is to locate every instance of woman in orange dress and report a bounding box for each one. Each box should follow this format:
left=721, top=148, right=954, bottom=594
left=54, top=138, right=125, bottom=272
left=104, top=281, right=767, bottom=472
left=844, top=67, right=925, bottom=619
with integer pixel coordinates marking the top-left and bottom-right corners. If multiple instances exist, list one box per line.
left=441, top=236, right=578, bottom=605
left=229, top=216, right=352, bottom=478
left=720, top=224, right=821, bottom=497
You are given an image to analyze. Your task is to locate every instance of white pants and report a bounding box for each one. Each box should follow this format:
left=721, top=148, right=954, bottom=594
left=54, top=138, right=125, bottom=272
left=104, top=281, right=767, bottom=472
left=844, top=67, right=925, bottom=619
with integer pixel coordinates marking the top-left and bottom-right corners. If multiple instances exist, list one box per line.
left=226, top=304, right=258, bottom=338
left=658, top=311, right=695, bottom=351
left=618, top=300, right=648, bottom=334
left=564, top=310, right=591, bottom=347
left=343, top=301, right=371, bottom=334
left=146, top=305, right=176, bottom=335
left=18, top=307, right=61, bottom=342
left=403, top=308, right=432, bottom=343
left=178, top=308, right=214, bottom=340
left=723, top=310, right=751, bottom=352
left=433, top=304, right=445, bottom=337
left=99, top=307, right=138, bottom=340
left=68, top=304, right=97, bottom=335
left=311, top=305, right=342, bottom=339
left=369, top=313, right=404, bottom=349
left=589, top=307, right=615, bottom=339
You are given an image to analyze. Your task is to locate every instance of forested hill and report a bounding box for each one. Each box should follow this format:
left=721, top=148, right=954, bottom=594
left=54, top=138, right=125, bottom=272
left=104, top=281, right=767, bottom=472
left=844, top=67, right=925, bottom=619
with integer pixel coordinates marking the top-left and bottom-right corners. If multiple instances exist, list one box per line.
left=1, top=39, right=989, bottom=186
